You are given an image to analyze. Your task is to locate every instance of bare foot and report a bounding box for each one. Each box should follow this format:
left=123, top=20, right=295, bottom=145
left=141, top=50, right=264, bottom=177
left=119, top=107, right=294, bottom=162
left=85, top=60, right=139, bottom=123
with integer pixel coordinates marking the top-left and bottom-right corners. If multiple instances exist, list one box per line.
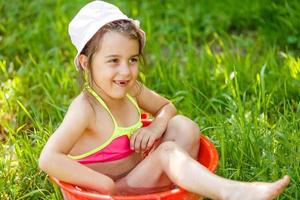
left=223, top=175, right=290, bottom=200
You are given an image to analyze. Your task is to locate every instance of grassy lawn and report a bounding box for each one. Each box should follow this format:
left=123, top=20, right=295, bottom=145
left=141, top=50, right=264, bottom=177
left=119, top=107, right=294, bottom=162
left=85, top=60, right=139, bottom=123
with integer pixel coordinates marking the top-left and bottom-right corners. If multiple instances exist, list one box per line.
left=0, top=0, right=299, bottom=199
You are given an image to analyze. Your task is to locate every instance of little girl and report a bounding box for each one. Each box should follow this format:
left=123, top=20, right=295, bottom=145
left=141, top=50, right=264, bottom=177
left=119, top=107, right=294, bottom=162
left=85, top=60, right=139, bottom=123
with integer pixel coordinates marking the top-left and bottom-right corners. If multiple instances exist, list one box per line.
left=39, top=1, right=290, bottom=199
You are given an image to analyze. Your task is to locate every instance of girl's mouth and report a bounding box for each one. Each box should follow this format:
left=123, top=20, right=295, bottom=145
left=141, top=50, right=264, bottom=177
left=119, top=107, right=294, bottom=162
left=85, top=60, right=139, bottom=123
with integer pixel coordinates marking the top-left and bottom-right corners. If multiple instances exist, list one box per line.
left=113, top=80, right=129, bottom=87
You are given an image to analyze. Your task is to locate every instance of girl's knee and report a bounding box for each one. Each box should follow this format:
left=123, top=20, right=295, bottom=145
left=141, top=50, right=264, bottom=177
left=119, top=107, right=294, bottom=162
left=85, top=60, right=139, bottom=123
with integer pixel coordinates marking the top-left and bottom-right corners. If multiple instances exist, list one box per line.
left=168, top=115, right=200, bottom=142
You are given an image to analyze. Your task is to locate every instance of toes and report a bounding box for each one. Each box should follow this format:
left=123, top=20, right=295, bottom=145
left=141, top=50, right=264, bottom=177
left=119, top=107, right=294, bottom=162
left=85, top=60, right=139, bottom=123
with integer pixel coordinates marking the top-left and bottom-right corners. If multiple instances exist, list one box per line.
left=277, top=175, right=290, bottom=189
left=282, top=175, right=290, bottom=186
left=270, top=175, right=290, bottom=199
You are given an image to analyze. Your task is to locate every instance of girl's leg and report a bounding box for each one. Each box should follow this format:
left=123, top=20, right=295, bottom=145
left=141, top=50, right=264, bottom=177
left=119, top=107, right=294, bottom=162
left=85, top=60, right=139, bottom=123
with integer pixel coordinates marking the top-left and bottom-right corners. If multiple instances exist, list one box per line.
left=130, top=115, right=201, bottom=189
left=118, top=141, right=289, bottom=200
left=161, top=115, right=200, bottom=158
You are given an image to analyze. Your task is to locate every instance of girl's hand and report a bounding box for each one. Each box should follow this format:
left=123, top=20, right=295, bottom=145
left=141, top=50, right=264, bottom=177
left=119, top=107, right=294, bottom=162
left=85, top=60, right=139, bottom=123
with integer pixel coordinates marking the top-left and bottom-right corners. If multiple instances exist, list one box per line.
left=130, top=126, right=163, bottom=153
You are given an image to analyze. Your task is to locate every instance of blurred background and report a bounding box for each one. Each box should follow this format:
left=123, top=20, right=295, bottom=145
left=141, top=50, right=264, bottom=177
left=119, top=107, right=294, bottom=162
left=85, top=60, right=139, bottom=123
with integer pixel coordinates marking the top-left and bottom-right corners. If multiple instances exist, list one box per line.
left=0, top=0, right=299, bottom=199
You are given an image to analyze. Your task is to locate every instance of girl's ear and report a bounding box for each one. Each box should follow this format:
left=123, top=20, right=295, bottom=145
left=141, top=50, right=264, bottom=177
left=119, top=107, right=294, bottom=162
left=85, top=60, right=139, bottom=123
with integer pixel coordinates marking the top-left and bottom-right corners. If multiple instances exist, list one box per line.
left=79, top=54, right=89, bottom=70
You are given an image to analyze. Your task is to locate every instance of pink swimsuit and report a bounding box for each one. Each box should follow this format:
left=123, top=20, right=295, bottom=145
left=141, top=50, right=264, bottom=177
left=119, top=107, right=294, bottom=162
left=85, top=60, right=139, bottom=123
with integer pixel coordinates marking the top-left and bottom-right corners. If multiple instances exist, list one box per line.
left=69, top=86, right=143, bottom=164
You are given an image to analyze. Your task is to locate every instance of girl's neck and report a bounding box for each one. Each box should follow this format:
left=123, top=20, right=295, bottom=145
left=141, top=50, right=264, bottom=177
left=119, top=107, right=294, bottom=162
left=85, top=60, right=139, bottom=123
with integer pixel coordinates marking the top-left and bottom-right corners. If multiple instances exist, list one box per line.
left=91, top=84, right=126, bottom=108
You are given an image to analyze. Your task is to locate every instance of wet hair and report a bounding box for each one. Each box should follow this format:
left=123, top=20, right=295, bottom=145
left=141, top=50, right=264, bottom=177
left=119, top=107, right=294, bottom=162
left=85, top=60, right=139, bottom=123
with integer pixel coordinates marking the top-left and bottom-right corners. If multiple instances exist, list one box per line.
left=79, top=20, right=144, bottom=97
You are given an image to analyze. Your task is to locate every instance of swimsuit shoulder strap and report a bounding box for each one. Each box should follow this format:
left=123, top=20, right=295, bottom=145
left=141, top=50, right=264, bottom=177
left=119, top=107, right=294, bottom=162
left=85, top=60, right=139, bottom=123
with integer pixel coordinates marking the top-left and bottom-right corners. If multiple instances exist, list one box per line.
left=126, top=93, right=141, bottom=115
left=84, top=85, right=118, bottom=126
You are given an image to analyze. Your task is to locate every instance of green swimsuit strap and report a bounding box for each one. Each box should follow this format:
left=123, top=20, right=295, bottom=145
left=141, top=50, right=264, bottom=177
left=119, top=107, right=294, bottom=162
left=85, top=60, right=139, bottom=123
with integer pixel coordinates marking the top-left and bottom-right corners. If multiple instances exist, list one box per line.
left=84, top=85, right=118, bottom=126
left=126, top=93, right=141, bottom=115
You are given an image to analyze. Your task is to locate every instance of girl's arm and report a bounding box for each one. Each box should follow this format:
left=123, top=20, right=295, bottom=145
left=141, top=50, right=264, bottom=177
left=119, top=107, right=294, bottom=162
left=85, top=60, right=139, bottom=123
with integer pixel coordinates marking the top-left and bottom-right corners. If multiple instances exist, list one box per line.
left=39, top=95, right=115, bottom=194
left=130, top=83, right=177, bottom=152
left=137, top=84, right=177, bottom=133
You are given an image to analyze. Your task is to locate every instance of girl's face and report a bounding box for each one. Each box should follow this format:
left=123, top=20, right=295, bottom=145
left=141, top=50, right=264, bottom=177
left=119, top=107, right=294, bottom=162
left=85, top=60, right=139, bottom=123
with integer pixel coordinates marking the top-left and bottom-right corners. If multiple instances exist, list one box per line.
left=90, top=31, right=140, bottom=100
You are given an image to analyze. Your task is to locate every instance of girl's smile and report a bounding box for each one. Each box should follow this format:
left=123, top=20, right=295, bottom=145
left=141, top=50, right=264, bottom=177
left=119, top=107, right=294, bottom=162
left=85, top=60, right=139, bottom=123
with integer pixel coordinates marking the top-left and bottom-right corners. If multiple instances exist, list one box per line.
left=113, top=80, right=130, bottom=87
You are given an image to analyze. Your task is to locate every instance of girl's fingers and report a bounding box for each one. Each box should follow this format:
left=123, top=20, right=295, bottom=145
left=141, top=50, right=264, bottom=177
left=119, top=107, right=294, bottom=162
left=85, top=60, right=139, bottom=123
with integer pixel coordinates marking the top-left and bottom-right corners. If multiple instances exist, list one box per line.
left=141, top=135, right=150, bottom=151
left=130, top=130, right=139, bottom=150
left=134, top=133, right=143, bottom=152
left=130, top=128, right=156, bottom=152
left=147, top=137, right=156, bottom=150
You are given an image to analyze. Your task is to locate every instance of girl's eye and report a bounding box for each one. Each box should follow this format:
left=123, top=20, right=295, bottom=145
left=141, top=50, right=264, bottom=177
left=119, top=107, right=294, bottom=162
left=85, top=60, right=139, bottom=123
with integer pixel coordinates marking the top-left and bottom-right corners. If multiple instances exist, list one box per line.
left=129, top=57, right=139, bottom=64
left=108, top=58, right=119, bottom=63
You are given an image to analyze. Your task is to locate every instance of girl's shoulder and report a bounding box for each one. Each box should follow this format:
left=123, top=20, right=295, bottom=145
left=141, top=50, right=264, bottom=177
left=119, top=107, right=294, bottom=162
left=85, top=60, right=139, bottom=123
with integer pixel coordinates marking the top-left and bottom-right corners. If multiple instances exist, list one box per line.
left=67, top=92, right=95, bottom=120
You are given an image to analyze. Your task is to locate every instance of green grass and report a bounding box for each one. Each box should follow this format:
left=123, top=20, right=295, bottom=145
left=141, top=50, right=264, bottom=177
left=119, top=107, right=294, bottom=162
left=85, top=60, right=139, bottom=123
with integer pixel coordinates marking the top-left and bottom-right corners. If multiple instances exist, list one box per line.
left=0, top=0, right=299, bottom=199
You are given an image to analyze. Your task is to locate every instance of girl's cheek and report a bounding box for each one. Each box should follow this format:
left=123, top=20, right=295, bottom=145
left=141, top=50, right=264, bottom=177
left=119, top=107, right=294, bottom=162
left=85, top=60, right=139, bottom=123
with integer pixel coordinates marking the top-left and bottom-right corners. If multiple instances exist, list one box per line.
left=132, top=65, right=139, bottom=74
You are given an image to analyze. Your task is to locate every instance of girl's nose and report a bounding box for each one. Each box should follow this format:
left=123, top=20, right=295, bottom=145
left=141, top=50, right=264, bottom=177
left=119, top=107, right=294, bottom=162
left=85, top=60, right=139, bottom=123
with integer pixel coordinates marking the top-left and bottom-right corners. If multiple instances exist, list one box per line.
left=119, top=63, right=130, bottom=75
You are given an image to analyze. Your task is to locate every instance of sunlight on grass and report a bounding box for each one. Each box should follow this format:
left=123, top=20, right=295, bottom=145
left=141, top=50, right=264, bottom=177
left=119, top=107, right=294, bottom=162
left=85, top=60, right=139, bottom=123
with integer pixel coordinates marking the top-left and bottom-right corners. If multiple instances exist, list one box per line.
left=283, top=53, right=300, bottom=80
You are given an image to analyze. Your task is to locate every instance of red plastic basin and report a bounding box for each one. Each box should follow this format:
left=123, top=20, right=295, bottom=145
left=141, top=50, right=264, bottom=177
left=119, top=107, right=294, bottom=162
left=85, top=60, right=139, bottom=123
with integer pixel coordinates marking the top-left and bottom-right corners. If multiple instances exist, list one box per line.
left=50, top=117, right=218, bottom=200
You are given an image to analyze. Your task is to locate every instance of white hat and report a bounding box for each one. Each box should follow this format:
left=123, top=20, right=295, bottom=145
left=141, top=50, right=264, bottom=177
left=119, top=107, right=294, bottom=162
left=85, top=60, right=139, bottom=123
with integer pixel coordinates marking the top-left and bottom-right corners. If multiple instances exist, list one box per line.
left=68, top=0, right=145, bottom=70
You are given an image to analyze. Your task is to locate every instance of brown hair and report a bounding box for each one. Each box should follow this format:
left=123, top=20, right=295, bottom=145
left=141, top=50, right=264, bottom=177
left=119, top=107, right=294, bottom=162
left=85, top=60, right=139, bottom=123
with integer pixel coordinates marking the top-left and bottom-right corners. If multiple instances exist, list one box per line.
left=79, top=20, right=144, bottom=96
